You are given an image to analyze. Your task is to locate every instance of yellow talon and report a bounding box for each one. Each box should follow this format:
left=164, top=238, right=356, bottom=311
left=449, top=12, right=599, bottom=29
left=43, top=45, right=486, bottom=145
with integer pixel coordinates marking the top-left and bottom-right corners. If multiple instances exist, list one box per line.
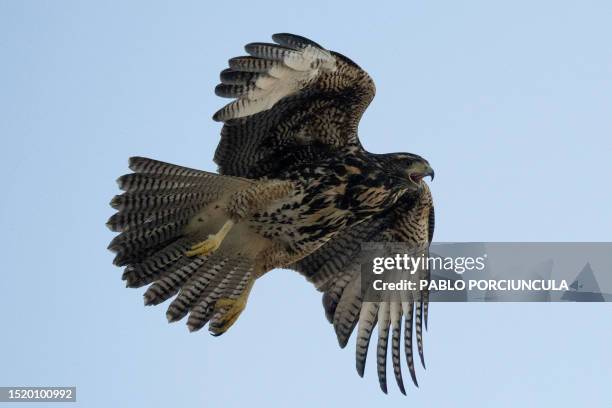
left=185, top=236, right=220, bottom=256
left=209, top=279, right=254, bottom=336
left=186, top=220, right=234, bottom=257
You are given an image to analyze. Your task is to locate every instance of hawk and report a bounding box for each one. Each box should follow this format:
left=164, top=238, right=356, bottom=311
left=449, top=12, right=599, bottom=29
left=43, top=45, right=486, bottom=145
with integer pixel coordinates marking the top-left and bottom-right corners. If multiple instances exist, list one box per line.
left=107, top=33, right=435, bottom=394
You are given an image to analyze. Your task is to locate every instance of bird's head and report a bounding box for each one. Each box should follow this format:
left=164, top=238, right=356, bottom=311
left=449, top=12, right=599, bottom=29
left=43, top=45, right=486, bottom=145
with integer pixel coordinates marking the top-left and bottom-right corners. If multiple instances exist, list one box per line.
left=382, top=152, right=435, bottom=189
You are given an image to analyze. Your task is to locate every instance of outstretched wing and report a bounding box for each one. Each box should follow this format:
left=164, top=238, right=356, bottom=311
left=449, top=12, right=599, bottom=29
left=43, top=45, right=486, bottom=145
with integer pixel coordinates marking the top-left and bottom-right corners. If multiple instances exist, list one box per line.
left=291, top=185, right=435, bottom=394
left=213, top=33, right=375, bottom=178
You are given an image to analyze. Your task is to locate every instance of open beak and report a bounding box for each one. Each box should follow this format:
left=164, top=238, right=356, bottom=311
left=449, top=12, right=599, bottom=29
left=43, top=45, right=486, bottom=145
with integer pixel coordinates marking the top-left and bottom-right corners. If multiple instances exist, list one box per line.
left=408, top=162, right=435, bottom=184
left=425, top=167, right=435, bottom=181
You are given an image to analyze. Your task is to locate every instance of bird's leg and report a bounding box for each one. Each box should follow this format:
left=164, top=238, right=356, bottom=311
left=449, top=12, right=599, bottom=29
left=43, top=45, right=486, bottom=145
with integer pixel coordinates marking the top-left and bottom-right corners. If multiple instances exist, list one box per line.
left=186, top=220, right=234, bottom=257
left=209, top=276, right=255, bottom=336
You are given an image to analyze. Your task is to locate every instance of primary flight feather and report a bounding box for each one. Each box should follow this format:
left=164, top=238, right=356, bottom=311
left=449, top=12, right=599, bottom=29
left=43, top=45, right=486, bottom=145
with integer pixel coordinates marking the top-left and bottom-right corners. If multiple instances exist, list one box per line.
left=107, top=33, right=435, bottom=394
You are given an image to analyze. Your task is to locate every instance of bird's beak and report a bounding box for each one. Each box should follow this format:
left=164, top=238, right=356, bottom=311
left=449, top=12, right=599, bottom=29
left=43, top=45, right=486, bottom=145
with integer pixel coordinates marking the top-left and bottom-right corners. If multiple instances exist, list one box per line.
left=425, top=166, right=435, bottom=181
left=408, top=162, right=435, bottom=184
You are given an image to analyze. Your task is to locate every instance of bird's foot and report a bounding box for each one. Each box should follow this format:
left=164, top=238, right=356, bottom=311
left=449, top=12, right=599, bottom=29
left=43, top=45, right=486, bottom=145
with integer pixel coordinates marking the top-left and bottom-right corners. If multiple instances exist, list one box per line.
left=209, top=278, right=254, bottom=336
left=186, top=220, right=234, bottom=257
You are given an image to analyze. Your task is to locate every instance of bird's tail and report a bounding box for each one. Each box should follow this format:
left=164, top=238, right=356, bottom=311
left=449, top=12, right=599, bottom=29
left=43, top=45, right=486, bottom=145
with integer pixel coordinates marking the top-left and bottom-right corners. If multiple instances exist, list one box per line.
left=107, top=157, right=258, bottom=335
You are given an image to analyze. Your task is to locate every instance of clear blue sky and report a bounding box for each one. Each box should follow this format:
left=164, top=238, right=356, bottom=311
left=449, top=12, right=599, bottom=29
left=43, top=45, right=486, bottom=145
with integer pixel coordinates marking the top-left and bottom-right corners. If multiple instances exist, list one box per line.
left=1, top=1, right=611, bottom=407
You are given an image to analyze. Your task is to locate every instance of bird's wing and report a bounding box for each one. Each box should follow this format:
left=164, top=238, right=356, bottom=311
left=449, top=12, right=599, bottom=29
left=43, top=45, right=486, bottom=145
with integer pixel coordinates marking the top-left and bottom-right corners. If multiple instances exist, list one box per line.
left=213, top=33, right=376, bottom=178
left=290, top=184, right=435, bottom=394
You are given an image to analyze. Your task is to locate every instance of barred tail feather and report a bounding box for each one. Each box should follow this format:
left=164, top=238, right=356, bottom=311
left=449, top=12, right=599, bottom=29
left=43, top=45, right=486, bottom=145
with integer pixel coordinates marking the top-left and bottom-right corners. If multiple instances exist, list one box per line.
left=143, top=257, right=206, bottom=306
left=165, top=255, right=228, bottom=323
left=121, top=238, right=192, bottom=288
left=185, top=255, right=254, bottom=334
left=108, top=157, right=256, bottom=334
left=107, top=157, right=250, bottom=267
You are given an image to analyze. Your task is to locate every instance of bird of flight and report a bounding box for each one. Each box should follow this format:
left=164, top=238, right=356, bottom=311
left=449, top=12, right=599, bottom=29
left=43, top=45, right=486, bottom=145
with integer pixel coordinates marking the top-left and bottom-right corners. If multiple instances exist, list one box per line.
left=107, top=33, right=435, bottom=394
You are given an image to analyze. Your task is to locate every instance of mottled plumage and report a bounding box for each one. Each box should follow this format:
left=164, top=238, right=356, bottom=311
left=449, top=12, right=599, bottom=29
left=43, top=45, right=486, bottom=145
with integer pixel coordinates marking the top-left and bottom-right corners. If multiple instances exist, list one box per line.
left=107, top=33, right=435, bottom=393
